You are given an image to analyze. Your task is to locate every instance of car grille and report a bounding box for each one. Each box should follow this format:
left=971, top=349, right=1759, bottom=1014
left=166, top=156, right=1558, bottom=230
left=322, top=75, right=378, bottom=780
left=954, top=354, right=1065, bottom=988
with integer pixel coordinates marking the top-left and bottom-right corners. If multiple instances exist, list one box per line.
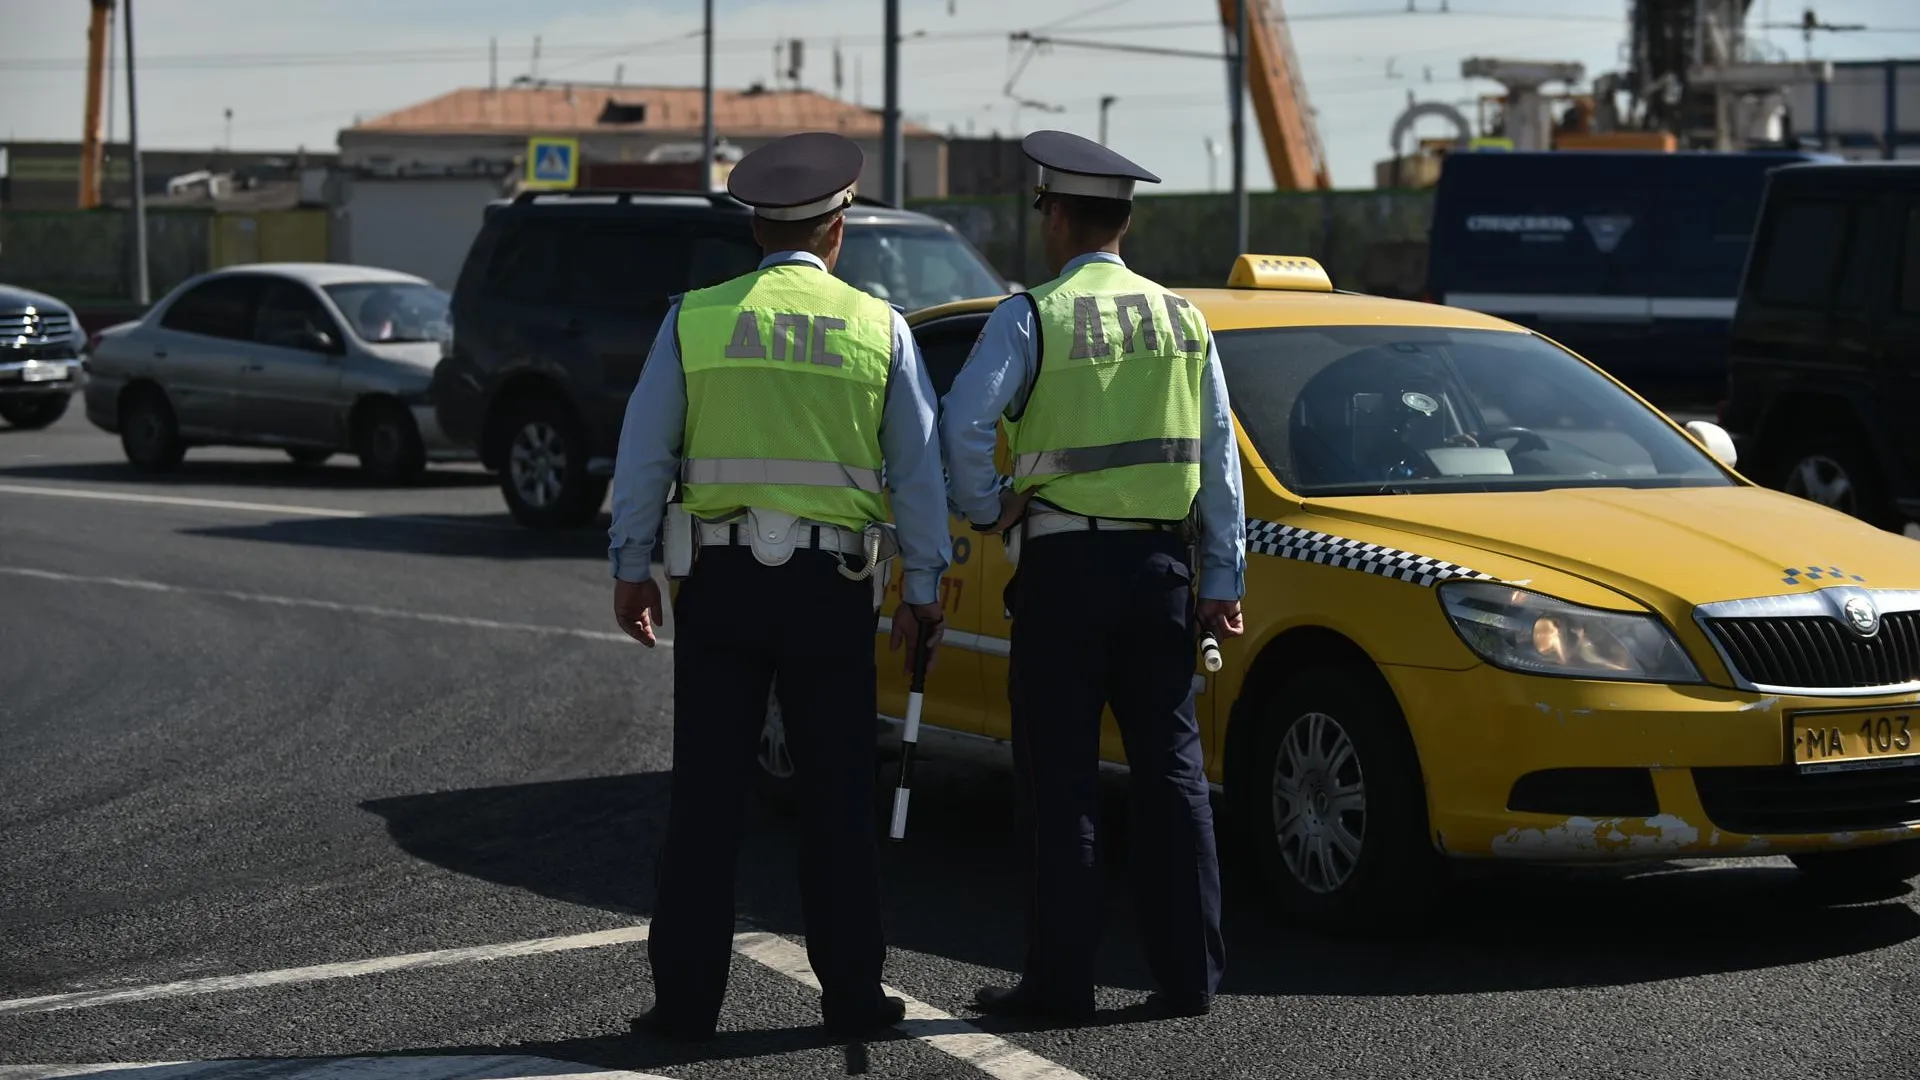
left=0, top=308, right=75, bottom=343
left=1693, top=762, right=1920, bottom=834
left=1705, top=613, right=1920, bottom=691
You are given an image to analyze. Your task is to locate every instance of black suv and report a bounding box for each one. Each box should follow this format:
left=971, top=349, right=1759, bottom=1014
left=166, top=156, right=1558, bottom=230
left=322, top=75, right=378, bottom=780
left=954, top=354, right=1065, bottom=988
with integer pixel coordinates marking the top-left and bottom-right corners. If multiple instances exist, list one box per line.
left=1722, top=162, right=1920, bottom=530
left=437, top=189, right=1007, bottom=528
left=0, top=283, right=85, bottom=430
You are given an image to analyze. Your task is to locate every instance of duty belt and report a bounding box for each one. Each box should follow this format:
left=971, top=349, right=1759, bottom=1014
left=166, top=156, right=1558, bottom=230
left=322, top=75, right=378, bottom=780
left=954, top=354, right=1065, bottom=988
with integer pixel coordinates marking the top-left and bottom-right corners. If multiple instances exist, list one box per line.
left=1022, top=507, right=1174, bottom=540
left=698, top=519, right=868, bottom=556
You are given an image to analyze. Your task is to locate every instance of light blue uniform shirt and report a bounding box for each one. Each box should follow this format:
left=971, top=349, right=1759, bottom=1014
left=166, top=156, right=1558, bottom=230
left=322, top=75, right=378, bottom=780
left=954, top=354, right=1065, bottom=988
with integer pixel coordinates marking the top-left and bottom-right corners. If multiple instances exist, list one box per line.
left=607, top=250, right=953, bottom=606
left=939, top=251, right=1247, bottom=601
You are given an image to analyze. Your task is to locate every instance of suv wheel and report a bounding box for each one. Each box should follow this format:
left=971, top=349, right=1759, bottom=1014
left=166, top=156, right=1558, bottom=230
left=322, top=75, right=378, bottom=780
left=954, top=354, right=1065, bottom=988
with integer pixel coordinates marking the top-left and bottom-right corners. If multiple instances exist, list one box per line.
left=120, top=387, right=186, bottom=472
left=500, top=399, right=607, bottom=528
left=1775, top=430, right=1888, bottom=527
left=0, top=394, right=70, bottom=430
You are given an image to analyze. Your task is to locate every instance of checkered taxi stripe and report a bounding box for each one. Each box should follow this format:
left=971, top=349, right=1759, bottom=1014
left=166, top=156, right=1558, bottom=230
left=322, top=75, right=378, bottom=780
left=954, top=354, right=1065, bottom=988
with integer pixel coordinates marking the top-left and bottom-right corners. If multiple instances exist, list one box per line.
left=1245, top=519, right=1493, bottom=588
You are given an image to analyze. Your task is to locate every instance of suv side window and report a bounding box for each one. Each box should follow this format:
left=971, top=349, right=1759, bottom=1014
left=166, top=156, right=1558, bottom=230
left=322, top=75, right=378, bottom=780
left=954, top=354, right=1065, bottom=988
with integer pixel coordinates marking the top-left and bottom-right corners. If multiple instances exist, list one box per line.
left=566, top=224, right=692, bottom=315
left=254, top=280, right=340, bottom=351
left=1752, top=201, right=1848, bottom=309
left=161, top=276, right=263, bottom=340
left=485, top=218, right=567, bottom=305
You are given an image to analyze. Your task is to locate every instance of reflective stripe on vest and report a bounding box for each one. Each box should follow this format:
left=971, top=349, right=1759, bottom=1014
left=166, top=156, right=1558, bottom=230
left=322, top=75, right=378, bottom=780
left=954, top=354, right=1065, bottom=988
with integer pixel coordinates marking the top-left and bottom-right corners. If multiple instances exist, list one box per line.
left=1006, top=260, right=1208, bottom=522
left=681, top=456, right=884, bottom=494
left=675, top=263, right=894, bottom=531
left=1013, top=436, right=1201, bottom=478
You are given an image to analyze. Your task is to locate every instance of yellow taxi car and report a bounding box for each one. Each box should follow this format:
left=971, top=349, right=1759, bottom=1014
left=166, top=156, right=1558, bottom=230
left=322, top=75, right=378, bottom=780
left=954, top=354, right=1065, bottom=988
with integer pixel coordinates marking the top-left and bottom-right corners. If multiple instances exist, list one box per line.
left=750, top=254, right=1920, bottom=929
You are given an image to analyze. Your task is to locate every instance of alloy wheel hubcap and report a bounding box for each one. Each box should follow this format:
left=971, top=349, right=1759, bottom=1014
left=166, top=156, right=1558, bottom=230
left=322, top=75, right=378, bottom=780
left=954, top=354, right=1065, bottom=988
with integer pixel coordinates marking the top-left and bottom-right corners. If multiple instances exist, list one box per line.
left=509, top=422, right=566, bottom=507
left=1272, top=710, right=1367, bottom=895
left=1787, top=454, right=1855, bottom=514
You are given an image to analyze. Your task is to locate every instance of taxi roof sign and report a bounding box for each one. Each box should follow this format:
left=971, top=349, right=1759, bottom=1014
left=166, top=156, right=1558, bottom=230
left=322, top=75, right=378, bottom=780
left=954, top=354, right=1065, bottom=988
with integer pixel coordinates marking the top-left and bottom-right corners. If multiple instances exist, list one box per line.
left=1226, top=254, right=1333, bottom=292
left=525, top=136, right=579, bottom=190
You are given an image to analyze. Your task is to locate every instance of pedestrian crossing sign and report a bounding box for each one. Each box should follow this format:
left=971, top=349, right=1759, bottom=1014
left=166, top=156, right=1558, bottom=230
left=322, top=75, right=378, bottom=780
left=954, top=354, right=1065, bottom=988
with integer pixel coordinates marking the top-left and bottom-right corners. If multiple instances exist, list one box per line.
left=525, top=136, right=579, bottom=189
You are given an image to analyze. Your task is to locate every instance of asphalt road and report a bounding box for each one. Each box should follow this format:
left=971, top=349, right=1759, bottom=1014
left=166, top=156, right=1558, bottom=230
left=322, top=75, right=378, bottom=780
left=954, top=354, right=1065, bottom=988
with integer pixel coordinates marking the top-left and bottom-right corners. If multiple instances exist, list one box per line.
left=4, top=409, right=1919, bottom=1080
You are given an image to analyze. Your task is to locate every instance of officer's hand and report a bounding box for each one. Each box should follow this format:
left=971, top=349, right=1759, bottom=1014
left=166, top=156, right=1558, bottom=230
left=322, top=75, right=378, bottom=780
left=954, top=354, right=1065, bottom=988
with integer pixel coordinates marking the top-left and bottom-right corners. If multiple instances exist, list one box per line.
left=989, top=490, right=1033, bottom=534
left=614, top=577, right=665, bottom=647
left=889, top=600, right=946, bottom=674
left=1197, top=598, right=1245, bottom=639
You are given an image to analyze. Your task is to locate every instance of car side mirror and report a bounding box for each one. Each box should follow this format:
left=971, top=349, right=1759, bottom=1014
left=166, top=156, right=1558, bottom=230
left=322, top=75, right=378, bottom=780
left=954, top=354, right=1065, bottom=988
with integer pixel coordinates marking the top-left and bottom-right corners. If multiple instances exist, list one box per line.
left=296, top=329, right=337, bottom=353
left=1684, top=420, right=1737, bottom=469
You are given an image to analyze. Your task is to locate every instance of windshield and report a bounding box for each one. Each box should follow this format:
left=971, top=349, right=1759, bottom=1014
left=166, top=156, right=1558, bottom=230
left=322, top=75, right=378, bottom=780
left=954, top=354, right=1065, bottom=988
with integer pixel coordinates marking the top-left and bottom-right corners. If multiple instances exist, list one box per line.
left=835, top=224, right=1004, bottom=310
left=325, top=282, right=451, bottom=344
left=1215, top=325, right=1732, bottom=496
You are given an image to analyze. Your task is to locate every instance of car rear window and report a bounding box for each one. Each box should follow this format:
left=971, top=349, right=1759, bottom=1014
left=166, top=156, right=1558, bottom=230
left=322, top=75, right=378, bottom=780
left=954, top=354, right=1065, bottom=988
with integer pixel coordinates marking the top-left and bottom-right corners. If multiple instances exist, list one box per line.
left=1215, top=324, right=1731, bottom=496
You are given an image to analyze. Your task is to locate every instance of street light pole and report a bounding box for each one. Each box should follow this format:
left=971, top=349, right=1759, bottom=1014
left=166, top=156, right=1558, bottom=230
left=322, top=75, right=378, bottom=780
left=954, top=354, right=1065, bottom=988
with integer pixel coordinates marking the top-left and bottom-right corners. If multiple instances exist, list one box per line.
left=1230, top=0, right=1248, bottom=253
left=701, top=0, right=715, bottom=191
left=882, top=0, right=903, bottom=206
left=124, top=0, right=149, bottom=305
left=1098, top=94, right=1117, bottom=146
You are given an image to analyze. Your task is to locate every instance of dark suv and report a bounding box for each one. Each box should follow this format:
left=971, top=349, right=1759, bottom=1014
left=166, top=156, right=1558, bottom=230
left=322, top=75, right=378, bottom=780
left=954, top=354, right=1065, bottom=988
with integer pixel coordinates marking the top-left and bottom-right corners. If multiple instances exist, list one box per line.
left=0, top=283, right=85, bottom=430
left=1722, top=162, right=1920, bottom=530
left=437, top=189, right=1007, bottom=528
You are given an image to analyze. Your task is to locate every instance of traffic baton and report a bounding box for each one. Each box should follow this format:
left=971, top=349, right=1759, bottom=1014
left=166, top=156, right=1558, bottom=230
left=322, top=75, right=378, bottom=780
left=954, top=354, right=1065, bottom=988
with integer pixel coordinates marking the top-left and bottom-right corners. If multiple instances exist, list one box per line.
left=1200, top=632, right=1223, bottom=673
left=888, top=618, right=935, bottom=841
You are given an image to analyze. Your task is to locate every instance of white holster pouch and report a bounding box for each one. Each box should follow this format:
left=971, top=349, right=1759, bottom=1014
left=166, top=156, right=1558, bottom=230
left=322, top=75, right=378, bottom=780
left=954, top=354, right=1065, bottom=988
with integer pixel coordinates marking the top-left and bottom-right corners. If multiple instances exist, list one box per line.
left=663, top=503, right=696, bottom=579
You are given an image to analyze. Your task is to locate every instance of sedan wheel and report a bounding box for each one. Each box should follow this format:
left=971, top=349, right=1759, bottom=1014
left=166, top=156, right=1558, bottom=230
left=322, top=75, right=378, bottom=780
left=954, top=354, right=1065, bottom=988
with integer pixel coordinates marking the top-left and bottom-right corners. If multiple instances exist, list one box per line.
left=1272, top=710, right=1367, bottom=895
left=1239, top=666, right=1442, bottom=932
left=753, top=684, right=799, bottom=805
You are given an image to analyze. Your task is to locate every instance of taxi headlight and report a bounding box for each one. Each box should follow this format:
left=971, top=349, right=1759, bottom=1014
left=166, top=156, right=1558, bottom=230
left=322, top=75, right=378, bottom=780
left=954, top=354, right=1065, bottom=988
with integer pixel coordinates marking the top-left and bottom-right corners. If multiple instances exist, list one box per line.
left=1438, top=581, right=1701, bottom=683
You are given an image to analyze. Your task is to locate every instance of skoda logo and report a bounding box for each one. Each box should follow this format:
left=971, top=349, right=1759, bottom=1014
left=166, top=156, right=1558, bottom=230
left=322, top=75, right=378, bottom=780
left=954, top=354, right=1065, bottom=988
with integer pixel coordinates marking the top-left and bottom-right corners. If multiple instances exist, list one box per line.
left=1843, top=596, right=1880, bottom=638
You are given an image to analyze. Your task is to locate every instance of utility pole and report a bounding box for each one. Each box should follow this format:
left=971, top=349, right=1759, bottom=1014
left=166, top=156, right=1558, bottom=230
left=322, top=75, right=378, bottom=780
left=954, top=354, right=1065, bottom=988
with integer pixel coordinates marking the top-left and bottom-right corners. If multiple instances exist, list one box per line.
left=1230, top=0, right=1249, bottom=253
left=701, top=0, right=716, bottom=192
left=80, top=0, right=112, bottom=209
left=1098, top=94, right=1117, bottom=146
left=124, top=0, right=149, bottom=305
left=882, top=0, right=903, bottom=206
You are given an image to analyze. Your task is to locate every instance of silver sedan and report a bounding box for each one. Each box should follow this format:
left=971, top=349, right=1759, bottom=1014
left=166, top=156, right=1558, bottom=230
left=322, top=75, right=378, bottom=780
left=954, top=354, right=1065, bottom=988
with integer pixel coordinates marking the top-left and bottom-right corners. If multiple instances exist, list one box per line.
left=84, top=263, right=471, bottom=479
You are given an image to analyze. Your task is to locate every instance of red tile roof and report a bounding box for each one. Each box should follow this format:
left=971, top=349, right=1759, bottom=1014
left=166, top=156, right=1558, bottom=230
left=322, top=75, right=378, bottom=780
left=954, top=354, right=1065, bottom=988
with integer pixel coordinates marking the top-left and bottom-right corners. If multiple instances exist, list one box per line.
left=349, top=85, right=934, bottom=138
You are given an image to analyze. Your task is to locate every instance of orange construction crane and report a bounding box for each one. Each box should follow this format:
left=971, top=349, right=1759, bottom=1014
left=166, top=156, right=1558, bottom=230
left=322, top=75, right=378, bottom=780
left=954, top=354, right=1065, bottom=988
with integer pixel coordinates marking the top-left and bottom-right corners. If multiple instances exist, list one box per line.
left=1219, top=0, right=1331, bottom=191
left=80, top=0, right=114, bottom=209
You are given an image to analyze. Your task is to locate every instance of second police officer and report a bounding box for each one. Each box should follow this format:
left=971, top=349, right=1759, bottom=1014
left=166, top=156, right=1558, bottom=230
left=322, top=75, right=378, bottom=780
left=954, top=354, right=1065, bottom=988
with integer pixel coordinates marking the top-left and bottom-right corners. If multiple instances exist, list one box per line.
left=941, top=130, right=1248, bottom=1021
left=606, top=131, right=951, bottom=1040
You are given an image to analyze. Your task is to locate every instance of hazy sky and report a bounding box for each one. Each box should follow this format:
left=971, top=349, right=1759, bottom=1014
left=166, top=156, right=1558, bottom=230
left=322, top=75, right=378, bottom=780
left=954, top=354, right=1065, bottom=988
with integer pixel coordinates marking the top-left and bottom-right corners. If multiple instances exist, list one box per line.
left=4, top=0, right=1919, bottom=192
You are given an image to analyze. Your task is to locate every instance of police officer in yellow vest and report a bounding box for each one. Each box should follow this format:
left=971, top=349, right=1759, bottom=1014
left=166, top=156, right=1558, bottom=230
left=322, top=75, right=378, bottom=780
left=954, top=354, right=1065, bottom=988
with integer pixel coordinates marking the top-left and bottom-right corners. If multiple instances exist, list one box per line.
left=941, top=130, right=1246, bottom=1021
left=607, top=132, right=951, bottom=1040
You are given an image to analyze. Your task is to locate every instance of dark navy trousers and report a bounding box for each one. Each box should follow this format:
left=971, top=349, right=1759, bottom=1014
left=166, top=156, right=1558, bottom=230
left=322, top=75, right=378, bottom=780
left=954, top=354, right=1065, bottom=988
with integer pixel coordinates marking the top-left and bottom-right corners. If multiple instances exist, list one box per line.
left=647, top=547, right=887, bottom=1030
left=1006, top=528, right=1226, bottom=1008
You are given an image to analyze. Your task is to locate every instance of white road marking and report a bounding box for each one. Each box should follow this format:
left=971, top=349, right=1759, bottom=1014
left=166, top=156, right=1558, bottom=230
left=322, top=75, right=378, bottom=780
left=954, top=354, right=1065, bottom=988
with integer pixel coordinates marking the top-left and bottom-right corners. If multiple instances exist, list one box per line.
left=0, top=567, right=660, bottom=648
left=0, top=1058, right=675, bottom=1080
left=732, top=931, right=1091, bottom=1080
left=0, top=926, right=1091, bottom=1080
left=0, top=928, right=653, bottom=1016
left=0, top=483, right=516, bottom=531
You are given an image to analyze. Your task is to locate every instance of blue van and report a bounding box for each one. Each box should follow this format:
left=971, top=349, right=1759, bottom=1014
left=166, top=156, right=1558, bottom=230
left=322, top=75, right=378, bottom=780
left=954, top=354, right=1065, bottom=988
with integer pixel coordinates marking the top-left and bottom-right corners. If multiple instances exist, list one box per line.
left=1426, top=150, right=1836, bottom=407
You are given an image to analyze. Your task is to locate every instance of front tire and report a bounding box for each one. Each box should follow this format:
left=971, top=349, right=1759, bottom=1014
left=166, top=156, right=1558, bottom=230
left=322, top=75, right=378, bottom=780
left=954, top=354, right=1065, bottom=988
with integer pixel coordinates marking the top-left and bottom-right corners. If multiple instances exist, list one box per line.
left=1239, top=666, right=1443, bottom=932
left=354, top=400, right=427, bottom=482
left=0, top=394, right=70, bottom=430
left=499, top=399, right=607, bottom=529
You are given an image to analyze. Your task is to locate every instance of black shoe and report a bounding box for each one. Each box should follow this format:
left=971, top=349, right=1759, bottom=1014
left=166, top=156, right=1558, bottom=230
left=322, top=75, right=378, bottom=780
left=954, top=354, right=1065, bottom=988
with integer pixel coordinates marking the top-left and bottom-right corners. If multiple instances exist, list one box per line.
left=823, top=994, right=907, bottom=1038
left=630, top=1005, right=716, bottom=1042
left=1143, top=991, right=1211, bottom=1018
left=972, top=984, right=1095, bottom=1022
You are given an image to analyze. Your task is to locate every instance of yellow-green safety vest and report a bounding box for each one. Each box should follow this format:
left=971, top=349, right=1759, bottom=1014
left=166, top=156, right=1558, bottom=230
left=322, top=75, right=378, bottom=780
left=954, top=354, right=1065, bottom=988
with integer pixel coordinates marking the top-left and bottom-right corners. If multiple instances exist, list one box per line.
left=1006, top=259, right=1208, bottom=523
left=675, top=262, right=894, bottom=531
